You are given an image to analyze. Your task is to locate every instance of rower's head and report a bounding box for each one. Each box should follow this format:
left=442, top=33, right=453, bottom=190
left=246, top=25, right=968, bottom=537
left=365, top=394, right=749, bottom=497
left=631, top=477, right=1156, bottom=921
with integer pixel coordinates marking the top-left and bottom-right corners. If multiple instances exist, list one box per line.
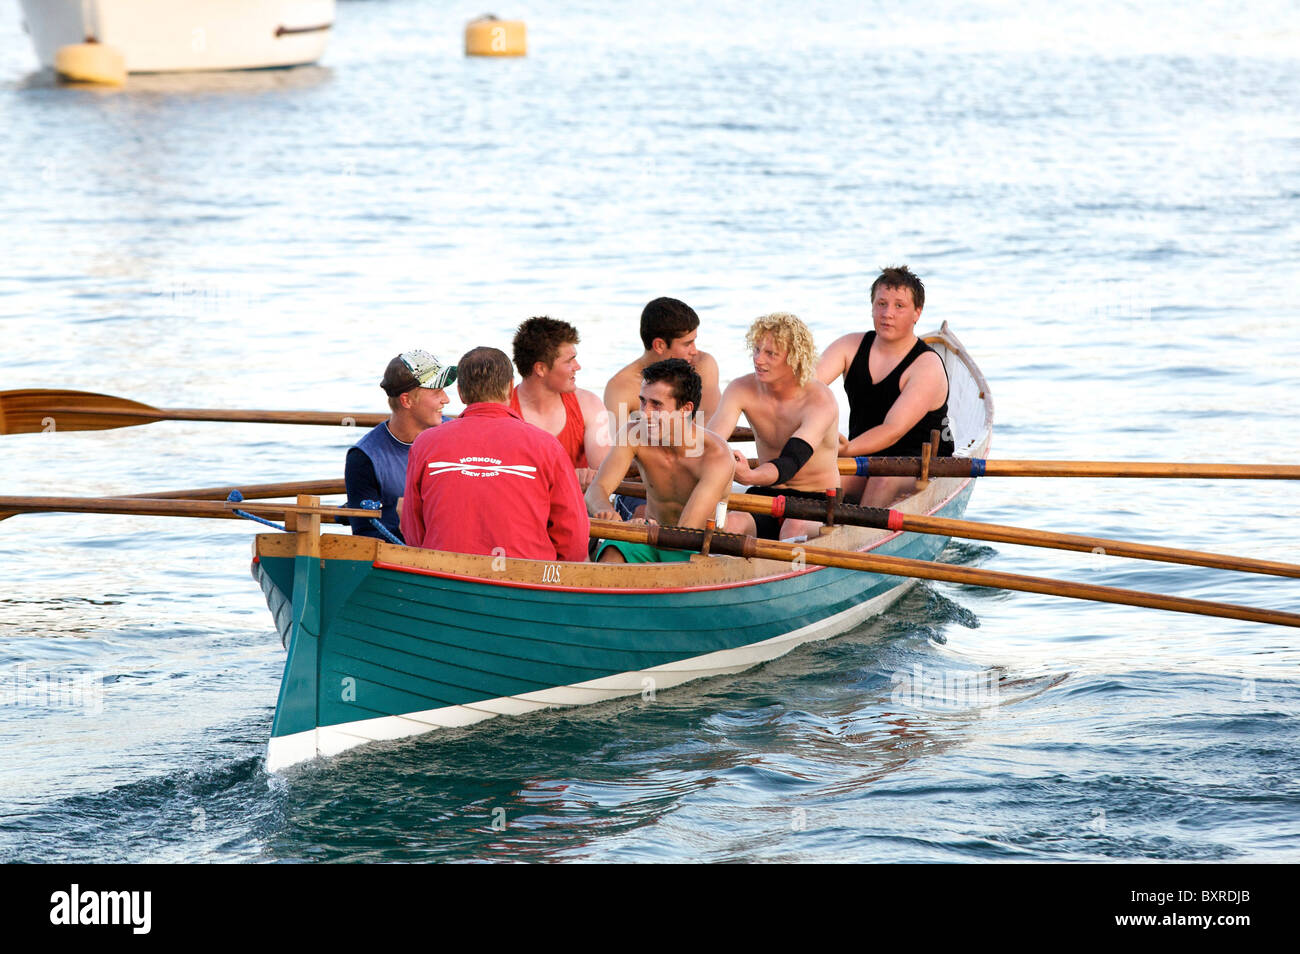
left=513, top=316, right=581, bottom=393
left=456, top=346, right=514, bottom=406
left=381, top=350, right=457, bottom=426
left=640, top=358, right=702, bottom=420
left=870, top=265, right=925, bottom=337
left=746, top=313, right=816, bottom=387
left=641, top=297, right=701, bottom=363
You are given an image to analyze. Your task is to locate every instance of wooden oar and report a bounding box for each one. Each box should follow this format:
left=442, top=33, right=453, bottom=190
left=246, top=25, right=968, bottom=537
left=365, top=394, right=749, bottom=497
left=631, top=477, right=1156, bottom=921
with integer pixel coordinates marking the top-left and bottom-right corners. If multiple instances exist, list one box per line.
left=1, top=388, right=758, bottom=441
left=0, top=389, right=389, bottom=434
left=611, top=481, right=1300, bottom=580
left=0, top=478, right=347, bottom=523
left=0, top=494, right=369, bottom=521
left=590, top=519, right=1300, bottom=630
left=830, top=455, right=1300, bottom=480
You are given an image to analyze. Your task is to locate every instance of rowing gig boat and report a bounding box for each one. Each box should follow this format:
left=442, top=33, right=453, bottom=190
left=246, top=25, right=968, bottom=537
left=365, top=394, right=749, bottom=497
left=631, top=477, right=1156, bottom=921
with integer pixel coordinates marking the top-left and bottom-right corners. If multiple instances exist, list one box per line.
left=253, top=323, right=994, bottom=772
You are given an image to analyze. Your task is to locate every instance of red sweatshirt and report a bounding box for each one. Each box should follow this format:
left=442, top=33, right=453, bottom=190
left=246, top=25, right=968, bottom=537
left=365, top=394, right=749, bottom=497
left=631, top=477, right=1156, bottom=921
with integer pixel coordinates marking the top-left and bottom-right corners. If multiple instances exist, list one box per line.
left=401, top=402, right=590, bottom=562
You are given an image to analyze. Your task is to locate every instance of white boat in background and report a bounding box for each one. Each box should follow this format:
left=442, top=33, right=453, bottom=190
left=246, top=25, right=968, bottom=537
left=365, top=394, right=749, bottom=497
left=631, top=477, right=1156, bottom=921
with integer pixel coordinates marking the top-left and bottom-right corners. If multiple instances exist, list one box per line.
left=17, top=0, right=335, bottom=73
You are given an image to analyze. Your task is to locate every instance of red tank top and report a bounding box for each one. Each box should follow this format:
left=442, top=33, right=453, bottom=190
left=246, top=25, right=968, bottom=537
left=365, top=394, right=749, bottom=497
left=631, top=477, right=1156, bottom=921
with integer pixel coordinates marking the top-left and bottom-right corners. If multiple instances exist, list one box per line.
left=509, top=387, right=589, bottom=469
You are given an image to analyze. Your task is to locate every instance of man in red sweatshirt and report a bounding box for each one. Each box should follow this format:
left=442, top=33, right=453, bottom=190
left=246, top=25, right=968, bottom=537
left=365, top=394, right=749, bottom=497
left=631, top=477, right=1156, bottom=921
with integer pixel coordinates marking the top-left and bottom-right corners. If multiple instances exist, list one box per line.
left=402, top=346, right=590, bottom=562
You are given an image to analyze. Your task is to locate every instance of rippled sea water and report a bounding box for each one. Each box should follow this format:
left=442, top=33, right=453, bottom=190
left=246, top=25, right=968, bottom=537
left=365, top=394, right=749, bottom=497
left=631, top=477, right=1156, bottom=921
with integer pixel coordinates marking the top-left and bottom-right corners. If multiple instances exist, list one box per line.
left=1, top=0, right=1298, bottom=863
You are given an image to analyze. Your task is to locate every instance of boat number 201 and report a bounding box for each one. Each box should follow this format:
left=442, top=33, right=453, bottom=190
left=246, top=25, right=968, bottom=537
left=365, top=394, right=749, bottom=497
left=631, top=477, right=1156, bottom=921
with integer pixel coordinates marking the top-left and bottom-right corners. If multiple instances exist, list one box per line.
left=542, top=564, right=562, bottom=583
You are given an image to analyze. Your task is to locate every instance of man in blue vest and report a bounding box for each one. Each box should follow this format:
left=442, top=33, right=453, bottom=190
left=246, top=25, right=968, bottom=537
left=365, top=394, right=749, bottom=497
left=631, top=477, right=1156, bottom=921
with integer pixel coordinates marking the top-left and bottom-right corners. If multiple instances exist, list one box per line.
left=345, top=350, right=457, bottom=542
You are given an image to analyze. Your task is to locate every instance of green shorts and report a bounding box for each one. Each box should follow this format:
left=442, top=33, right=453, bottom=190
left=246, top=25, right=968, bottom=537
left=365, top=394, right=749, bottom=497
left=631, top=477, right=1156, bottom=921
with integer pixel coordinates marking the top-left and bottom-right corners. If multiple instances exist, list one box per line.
left=596, top=540, right=693, bottom=564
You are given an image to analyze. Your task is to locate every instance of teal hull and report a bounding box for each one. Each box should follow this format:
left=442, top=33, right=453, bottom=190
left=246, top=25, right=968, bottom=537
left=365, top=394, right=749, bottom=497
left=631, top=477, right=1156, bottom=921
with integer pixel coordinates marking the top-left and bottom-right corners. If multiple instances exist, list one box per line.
left=257, top=479, right=977, bottom=771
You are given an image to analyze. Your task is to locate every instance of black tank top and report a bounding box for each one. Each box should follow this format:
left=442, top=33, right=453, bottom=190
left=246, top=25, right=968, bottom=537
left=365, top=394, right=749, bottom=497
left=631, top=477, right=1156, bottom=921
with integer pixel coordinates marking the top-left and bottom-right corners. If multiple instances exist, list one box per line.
left=844, top=332, right=954, bottom=457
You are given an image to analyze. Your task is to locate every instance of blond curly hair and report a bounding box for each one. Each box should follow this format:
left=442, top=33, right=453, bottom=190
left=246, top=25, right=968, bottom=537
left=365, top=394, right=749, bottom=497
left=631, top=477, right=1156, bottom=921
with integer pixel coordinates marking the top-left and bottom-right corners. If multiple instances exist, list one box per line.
left=745, top=312, right=818, bottom=387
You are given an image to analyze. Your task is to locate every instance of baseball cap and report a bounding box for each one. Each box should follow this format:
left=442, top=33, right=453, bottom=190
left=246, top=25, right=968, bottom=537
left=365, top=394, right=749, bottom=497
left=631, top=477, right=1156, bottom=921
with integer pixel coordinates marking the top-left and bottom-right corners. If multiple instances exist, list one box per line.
left=381, top=350, right=458, bottom=396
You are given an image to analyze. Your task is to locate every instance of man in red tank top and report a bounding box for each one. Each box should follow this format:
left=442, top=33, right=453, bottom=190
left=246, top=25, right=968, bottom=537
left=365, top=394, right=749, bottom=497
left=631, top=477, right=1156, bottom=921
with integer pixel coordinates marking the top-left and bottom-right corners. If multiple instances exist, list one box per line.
left=510, top=316, right=612, bottom=490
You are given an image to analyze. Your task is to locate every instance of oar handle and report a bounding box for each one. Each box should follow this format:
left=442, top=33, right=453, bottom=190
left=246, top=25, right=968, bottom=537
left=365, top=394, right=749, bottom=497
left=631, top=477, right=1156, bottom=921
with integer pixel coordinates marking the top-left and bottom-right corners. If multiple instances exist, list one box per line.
left=836, top=456, right=1300, bottom=480
left=587, top=518, right=1300, bottom=629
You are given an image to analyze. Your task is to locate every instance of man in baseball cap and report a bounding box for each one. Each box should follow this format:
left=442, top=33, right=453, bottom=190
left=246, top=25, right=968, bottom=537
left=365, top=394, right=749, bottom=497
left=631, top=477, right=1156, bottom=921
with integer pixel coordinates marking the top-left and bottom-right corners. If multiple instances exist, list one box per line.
left=346, top=350, right=458, bottom=542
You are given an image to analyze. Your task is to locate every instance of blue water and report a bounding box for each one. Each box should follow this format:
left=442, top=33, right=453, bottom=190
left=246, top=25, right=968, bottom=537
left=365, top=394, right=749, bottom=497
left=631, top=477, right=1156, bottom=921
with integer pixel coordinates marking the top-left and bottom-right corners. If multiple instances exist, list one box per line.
left=1, top=0, right=1299, bottom=862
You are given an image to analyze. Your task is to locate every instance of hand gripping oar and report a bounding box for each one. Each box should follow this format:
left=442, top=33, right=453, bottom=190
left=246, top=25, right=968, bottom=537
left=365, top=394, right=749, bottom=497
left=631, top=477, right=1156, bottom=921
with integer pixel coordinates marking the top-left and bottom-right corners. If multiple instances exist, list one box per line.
left=835, top=456, right=1300, bottom=480
left=589, top=519, right=1300, bottom=630
left=0, top=388, right=758, bottom=441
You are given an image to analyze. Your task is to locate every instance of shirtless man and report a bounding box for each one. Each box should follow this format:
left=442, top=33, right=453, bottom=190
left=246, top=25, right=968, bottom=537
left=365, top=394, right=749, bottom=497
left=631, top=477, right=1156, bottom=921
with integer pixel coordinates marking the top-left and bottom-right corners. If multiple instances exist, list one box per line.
left=708, top=313, right=841, bottom=540
left=816, top=265, right=952, bottom=508
left=604, top=297, right=723, bottom=426
left=511, top=316, right=612, bottom=490
left=586, top=359, right=752, bottom=563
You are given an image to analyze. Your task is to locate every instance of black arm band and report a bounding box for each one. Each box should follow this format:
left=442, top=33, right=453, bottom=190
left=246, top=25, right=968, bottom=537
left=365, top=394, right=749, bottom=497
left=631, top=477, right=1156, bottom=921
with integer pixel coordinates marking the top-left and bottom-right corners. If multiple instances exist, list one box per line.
left=768, top=437, right=814, bottom=485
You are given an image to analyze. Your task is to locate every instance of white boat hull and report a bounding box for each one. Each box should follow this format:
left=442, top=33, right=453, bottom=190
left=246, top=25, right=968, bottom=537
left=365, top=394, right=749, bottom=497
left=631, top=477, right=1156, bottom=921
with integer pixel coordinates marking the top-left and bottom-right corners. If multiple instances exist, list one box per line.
left=17, top=0, right=335, bottom=73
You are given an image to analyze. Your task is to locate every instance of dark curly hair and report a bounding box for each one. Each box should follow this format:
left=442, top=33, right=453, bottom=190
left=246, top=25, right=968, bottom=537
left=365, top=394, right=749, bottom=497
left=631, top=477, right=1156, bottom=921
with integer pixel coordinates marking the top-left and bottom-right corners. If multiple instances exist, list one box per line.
left=512, top=316, right=579, bottom=378
left=642, top=358, right=701, bottom=413
left=870, top=265, right=925, bottom=311
left=640, top=297, right=699, bottom=350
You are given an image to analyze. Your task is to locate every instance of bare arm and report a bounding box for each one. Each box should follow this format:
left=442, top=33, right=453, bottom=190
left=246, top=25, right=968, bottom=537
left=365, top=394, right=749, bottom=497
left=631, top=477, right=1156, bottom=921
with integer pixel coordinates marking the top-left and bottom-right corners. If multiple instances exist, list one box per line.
left=579, top=388, right=614, bottom=475
left=603, top=369, right=635, bottom=420
left=584, top=431, right=637, bottom=520
left=677, top=444, right=735, bottom=529
left=706, top=377, right=747, bottom=447
left=843, top=352, right=948, bottom=456
left=695, top=352, right=723, bottom=423
left=815, top=333, right=860, bottom=386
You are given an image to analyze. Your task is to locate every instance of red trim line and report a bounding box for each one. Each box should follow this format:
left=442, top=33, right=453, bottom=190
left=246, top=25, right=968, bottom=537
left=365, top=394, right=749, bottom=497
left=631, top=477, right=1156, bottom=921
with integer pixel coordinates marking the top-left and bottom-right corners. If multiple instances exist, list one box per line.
left=364, top=450, right=984, bottom=596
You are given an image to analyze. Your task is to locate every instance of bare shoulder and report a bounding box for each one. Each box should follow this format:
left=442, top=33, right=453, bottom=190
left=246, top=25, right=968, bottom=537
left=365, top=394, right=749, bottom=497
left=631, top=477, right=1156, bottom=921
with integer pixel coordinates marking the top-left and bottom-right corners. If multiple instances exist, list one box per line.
left=701, top=428, right=734, bottom=460
left=603, top=362, right=637, bottom=396
left=826, top=331, right=866, bottom=354
left=695, top=351, right=720, bottom=381
left=576, top=388, right=607, bottom=419
left=903, top=349, right=948, bottom=385
left=804, top=379, right=840, bottom=414
left=816, top=333, right=864, bottom=383
left=806, top=378, right=838, bottom=402
left=723, top=372, right=759, bottom=399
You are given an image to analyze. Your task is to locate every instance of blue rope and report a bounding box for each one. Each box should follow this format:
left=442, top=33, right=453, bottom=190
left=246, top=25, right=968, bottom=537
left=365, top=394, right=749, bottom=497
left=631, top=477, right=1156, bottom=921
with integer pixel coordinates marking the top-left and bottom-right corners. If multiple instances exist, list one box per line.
left=970, top=458, right=986, bottom=477
left=361, top=499, right=403, bottom=545
left=226, top=490, right=287, bottom=531
left=855, top=456, right=870, bottom=477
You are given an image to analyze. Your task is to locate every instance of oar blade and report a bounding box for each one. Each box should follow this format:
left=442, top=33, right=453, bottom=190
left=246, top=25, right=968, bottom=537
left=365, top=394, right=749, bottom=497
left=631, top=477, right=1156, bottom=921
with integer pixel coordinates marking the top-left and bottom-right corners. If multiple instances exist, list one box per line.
left=0, top=389, right=162, bottom=435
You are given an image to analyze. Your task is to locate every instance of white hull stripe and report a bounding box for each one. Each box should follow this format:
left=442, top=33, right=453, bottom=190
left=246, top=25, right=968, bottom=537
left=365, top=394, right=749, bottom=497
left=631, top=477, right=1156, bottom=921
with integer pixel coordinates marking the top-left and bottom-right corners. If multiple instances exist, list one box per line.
left=265, top=578, right=913, bottom=772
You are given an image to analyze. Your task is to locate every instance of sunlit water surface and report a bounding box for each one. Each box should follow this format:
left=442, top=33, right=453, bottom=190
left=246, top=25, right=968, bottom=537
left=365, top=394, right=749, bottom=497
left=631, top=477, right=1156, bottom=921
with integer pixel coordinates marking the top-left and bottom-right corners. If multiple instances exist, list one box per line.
left=1, top=0, right=1298, bottom=862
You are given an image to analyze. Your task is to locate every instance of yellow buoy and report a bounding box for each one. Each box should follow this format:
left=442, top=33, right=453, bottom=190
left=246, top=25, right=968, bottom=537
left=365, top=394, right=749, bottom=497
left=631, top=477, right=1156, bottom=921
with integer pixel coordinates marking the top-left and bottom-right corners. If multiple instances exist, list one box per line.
left=465, top=16, right=526, bottom=57
left=54, top=42, right=127, bottom=86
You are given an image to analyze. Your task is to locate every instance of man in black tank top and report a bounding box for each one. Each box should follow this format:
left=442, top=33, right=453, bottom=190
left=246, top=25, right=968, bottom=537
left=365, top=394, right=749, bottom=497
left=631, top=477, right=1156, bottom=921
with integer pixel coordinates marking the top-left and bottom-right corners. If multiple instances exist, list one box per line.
left=816, top=265, right=953, bottom=507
